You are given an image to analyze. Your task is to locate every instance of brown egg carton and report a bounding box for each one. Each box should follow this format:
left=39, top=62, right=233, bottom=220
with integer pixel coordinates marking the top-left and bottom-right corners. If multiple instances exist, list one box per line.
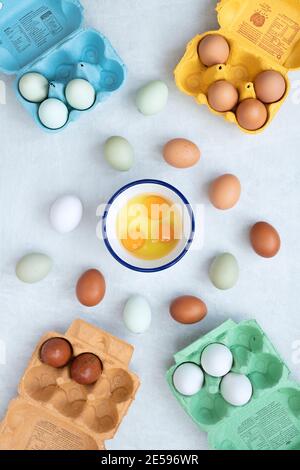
left=0, top=320, right=140, bottom=450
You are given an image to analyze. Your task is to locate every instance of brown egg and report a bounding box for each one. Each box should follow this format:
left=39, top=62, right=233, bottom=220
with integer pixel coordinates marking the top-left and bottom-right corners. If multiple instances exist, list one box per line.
left=250, top=222, right=281, bottom=258
left=254, top=70, right=286, bottom=104
left=163, top=138, right=201, bottom=169
left=76, top=269, right=106, bottom=307
left=40, top=337, right=73, bottom=368
left=71, top=353, right=103, bottom=385
left=198, top=35, right=230, bottom=67
left=236, top=99, right=268, bottom=131
left=209, top=174, right=241, bottom=210
left=207, top=80, right=239, bottom=113
left=170, top=296, right=207, bottom=325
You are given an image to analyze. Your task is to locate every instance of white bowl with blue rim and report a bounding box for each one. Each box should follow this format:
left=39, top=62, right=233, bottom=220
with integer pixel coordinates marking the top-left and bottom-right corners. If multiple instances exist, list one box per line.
left=102, top=180, right=195, bottom=273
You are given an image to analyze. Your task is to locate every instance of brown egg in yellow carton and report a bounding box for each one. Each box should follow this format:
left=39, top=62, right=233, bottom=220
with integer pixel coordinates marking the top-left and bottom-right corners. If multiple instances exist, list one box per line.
left=0, top=320, right=140, bottom=450
left=175, top=0, right=300, bottom=133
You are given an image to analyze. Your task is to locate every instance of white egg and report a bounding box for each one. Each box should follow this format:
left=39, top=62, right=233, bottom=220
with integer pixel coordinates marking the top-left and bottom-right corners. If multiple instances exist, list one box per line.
left=38, top=98, right=68, bottom=129
left=201, top=343, right=233, bottom=377
left=49, top=195, right=83, bottom=234
left=123, top=295, right=151, bottom=334
left=65, top=79, right=96, bottom=110
left=19, top=72, right=49, bottom=103
left=173, top=362, right=204, bottom=396
left=221, top=373, right=253, bottom=407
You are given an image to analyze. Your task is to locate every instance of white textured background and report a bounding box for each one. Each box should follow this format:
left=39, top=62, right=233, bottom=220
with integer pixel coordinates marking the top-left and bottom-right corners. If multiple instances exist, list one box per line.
left=0, top=0, right=300, bottom=450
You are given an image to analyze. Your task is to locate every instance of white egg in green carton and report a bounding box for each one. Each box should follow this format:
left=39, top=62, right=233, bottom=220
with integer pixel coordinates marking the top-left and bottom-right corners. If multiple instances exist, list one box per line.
left=104, top=136, right=134, bottom=172
left=136, top=80, right=169, bottom=116
left=123, top=295, right=152, bottom=334
left=16, top=253, right=52, bottom=284
left=209, top=253, right=239, bottom=290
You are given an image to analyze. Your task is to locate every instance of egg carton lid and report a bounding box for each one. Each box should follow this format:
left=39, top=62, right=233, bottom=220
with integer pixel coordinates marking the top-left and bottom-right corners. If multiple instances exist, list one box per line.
left=0, top=398, right=105, bottom=450
left=0, top=0, right=84, bottom=74
left=216, top=0, right=300, bottom=70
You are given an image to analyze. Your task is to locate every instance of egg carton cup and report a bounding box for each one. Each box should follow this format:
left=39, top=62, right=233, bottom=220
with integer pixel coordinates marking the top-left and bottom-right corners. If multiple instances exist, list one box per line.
left=0, top=0, right=126, bottom=132
left=0, top=319, right=140, bottom=450
left=167, top=319, right=300, bottom=450
left=175, top=0, right=300, bottom=133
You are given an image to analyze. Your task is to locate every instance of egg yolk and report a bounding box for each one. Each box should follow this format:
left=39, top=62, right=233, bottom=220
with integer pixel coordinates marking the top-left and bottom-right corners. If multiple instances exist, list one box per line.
left=144, top=195, right=170, bottom=220
left=117, top=193, right=182, bottom=260
left=122, top=234, right=145, bottom=252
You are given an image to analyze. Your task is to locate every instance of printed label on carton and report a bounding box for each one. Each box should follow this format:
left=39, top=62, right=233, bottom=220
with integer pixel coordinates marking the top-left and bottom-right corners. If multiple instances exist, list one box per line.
left=236, top=400, right=299, bottom=450
left=26, top=420, right=91, bottom=450
left=232, top=1, right=300, bottom=63
left=4, top=5, right=63, bottom=53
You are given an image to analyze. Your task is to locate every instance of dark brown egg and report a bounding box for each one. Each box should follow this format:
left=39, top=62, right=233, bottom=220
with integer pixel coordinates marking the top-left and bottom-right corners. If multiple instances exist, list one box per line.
left=40, top=337, right=73, bottom=368
left=170, top=296, right=207, bottom=325
left=71, top=353, right=103, bottom=385
left=76, top=269, right=106, bottom=307
left=250, top=222, right=281, bottom=258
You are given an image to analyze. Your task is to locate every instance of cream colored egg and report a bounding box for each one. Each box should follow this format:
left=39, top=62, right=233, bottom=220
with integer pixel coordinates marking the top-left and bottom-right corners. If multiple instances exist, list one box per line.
left=19, top=72, right=49, bottom=103
left=65, top=79, right=96, bottom=110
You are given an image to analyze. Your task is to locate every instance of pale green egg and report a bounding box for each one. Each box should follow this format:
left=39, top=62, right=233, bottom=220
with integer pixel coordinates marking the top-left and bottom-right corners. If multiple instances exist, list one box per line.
left=104, top=136, right=134, bottom=172
left=16, top=253, right=52, bottom=284
left=123, top=295, right=152, bottom=334
left=209, top=253, right=239, bottom=290
left=136, top=80, right=169, bottom=116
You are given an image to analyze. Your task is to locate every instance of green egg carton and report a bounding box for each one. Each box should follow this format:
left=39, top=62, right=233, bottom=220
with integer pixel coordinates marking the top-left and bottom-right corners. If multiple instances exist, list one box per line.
left=167, top=320, right=300, bottom=450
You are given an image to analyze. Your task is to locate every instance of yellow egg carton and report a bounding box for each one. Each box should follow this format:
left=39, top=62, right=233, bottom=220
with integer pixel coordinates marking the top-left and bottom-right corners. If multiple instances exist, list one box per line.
left=175, top=0, right=300, bottom=133
left=0, top=320, right=140, bottom=450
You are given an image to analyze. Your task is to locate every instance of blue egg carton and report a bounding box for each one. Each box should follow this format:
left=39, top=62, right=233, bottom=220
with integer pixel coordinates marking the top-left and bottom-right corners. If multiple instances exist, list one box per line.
left=0, top=0, right=126, bottom=132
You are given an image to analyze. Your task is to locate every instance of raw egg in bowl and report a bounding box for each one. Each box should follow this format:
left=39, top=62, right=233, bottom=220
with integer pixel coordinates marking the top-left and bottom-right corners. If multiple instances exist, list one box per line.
left=102, top=180, right=195, bottom=272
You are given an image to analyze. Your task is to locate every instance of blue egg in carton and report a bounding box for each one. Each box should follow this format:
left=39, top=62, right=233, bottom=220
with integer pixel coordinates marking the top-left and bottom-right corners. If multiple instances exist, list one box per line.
left=0, top=0, right=126, bottom=132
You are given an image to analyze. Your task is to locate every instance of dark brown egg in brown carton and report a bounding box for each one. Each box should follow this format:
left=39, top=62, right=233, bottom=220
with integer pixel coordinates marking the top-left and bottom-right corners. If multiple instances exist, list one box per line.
left=0, top=320, right=140, bottom=450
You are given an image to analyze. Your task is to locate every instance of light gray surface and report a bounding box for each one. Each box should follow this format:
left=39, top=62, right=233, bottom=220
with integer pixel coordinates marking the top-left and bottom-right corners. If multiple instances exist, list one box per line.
left=0, top=0, right=300, bottom=451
